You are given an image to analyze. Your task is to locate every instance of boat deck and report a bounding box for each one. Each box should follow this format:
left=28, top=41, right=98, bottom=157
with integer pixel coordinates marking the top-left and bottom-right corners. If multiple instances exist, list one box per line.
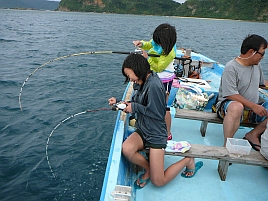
left=134, top=107, right=268, bottom=201
left=101, top=51, right=268, bottom=201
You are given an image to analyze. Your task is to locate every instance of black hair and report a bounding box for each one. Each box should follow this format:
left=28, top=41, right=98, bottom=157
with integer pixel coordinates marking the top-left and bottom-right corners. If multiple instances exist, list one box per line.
left=241, top=34, right=267, bottom=54
left=152, top=23, right=177, bottom=56
left=122, top=53, right=151, bottom=84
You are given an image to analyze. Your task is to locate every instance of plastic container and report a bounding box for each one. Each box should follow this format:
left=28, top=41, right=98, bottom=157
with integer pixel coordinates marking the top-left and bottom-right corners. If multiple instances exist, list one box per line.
left=226, top=138, right=252, bottom=155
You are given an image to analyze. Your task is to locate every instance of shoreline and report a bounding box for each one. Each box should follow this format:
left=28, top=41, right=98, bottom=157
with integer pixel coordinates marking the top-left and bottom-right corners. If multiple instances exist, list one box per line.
left=1, top=8, right=267, bottom=23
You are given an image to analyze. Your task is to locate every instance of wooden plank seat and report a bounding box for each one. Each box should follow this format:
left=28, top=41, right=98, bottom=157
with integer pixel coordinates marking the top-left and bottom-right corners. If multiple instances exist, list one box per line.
left=164, top=144, right=268, bottom=181
left=174, top=108, right=256, bottom=137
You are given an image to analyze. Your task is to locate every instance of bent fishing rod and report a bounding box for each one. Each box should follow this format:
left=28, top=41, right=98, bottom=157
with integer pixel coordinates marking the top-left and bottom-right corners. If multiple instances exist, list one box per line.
left=46, top=102, right=126, bottom=178
left=19, top=49, right=191, bottom=111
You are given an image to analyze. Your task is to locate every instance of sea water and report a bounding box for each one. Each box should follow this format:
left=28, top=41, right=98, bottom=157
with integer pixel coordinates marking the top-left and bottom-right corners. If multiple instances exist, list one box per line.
left=1, top=9, right=268, bottom=201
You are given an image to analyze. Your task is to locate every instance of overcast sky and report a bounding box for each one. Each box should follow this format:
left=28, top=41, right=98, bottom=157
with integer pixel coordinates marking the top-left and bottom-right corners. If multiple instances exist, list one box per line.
left=174, top=0, right=186, bottom=3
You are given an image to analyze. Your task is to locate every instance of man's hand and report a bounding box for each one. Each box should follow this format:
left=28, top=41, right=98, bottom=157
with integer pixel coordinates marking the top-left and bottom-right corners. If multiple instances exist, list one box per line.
left=252, top=104, right=268, bottom=117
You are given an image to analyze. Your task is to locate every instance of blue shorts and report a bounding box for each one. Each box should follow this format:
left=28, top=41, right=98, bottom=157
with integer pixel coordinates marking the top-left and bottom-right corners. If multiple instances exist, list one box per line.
left=216, top=100, right=268, bottom=124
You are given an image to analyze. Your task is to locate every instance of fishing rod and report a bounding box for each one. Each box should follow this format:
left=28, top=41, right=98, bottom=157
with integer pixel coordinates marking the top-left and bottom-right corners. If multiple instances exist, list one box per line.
left=19, top=50, right=191, bottom=111
left=46, top=103, right=126, bottom=178
left=175, top=77, right=205, bottom=85
left=18, top=50, right=132, bottom=111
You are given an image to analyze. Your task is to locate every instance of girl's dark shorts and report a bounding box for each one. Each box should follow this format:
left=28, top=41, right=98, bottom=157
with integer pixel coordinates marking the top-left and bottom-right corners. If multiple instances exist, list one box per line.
left=135, top=129, right=167, bottom=149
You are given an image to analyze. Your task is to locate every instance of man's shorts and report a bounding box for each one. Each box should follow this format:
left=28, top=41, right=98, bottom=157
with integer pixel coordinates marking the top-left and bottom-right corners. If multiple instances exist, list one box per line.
left=216, top=100, right=268, bottom=124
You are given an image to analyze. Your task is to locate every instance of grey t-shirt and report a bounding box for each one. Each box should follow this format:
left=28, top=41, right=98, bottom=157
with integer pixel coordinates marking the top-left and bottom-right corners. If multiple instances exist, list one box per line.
left=218, top=59, right=264, bottom=107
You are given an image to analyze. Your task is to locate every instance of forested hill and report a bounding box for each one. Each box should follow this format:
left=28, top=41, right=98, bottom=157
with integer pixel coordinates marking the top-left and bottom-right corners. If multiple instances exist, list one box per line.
left=58, top=0, right=179, bottom=16
left=178, top=0, right=268, bottom=22
left=58, top=0, right=268, bottom=22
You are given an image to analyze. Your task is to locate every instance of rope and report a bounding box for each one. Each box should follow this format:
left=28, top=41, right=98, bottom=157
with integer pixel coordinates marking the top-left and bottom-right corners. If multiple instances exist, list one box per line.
left=45, top=107, right=112, bottom=178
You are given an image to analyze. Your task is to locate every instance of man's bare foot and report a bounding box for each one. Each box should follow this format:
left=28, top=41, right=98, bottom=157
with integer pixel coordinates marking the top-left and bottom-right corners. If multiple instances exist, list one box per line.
left=244, top=134, right=261, bottom=151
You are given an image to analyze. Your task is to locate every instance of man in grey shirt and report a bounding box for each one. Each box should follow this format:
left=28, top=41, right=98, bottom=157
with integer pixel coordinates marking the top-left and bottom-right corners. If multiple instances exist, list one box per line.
left=215, top=34, right=267, bottom=150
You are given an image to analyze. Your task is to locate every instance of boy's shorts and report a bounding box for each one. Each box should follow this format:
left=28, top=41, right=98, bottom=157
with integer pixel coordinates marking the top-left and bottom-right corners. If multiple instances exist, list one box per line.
left=216, top=100, right=268, bottom=124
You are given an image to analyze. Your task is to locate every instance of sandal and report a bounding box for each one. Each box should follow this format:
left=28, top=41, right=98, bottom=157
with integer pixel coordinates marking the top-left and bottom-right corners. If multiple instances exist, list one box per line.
left=181, top=161, right=203, bottom=178
left=134, top=174, right=150, bottom=189
left=243, top=137, right=261, bottom=151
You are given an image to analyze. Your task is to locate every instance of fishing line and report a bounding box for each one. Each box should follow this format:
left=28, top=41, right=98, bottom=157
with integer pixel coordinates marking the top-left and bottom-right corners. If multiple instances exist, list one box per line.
left=19, top=49, right=190, bottom=111
left=18, top=50, right=142, bottom=111
left=46, top=107, right=112, bottom=179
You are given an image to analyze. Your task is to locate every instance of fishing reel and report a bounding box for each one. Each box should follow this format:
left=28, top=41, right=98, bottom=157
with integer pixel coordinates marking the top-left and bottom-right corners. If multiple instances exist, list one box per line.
left=112, top=101, right=127, bottom=111
left=134, top=48, right=143, bottom=54
left=173, top=58, right=192, bottom=78
left=173, top=58, right=202, bottom=79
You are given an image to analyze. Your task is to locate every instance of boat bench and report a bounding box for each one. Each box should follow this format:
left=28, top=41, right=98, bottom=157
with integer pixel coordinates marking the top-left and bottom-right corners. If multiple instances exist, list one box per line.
left=165, top=144, right=268, bottom=181
left=174, top=108, right=256, bottom=137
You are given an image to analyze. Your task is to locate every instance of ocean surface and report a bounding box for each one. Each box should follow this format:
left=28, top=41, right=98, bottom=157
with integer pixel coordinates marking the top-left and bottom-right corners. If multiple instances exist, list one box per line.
left=1, top=9, right=268, bottom=201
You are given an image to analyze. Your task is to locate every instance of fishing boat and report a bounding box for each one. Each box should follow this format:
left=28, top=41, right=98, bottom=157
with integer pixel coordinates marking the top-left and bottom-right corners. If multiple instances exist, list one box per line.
left=100, top=49, right=268, bottom=201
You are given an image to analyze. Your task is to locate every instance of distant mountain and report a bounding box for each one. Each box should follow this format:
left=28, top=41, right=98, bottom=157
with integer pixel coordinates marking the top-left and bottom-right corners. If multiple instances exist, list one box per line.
left=58, top=0, right=268, bottom=22
left=176, top=0, right=268, bottom=22
left=0, top=0, right=60, bottom=10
